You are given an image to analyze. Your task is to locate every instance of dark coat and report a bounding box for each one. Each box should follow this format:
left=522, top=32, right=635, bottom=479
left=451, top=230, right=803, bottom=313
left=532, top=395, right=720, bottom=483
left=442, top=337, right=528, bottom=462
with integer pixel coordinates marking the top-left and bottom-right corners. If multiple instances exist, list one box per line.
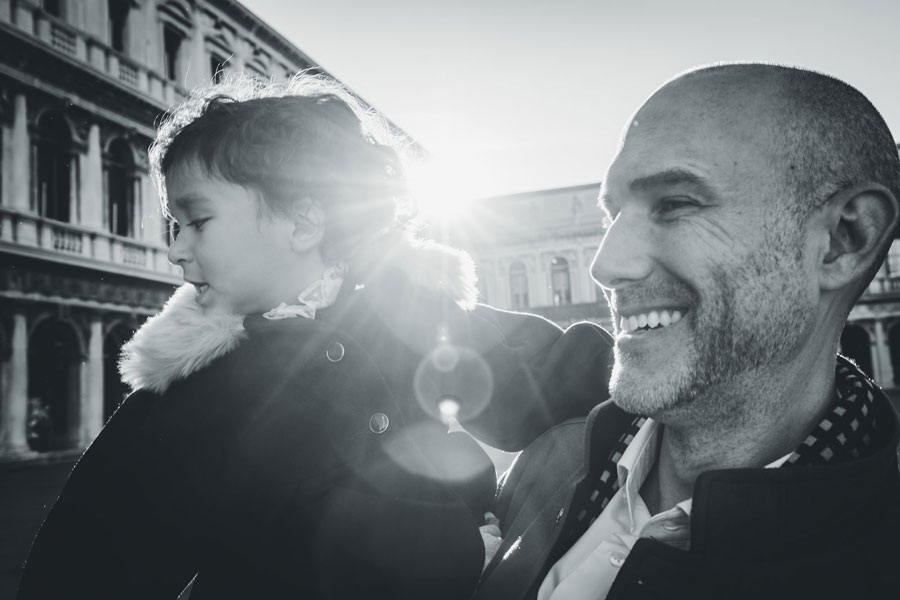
left=475, top=375, right=900, bottom=600
left=18, top=245, right=615, bottom=600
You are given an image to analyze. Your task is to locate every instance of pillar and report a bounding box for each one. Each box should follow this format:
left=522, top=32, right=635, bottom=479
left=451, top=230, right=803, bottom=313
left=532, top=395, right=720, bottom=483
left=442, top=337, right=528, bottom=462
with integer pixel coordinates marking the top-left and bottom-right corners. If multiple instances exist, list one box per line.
left=187, top=10, right=208, bottom=88
left=873, top=320, right=895, bottom=388
left=9, top=94, right=30, bottom=211
left=81, top=124, right=103, bottom=228
left=0, top=312, right=30, bottom=455
left=79, top=318, right=104, bottom=446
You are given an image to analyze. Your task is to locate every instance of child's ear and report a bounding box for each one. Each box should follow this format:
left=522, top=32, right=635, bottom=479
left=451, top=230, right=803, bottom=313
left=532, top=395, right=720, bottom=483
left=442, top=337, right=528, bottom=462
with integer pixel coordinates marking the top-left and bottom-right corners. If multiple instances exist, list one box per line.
left=290, top=203, right=325, bottom=254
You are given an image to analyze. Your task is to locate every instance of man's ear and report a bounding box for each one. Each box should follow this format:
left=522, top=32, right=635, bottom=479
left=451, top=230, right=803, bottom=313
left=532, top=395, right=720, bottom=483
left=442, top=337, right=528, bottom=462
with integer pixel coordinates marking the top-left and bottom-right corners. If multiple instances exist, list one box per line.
left=819, top=183, right=898, bottom=291
left=289, top=202, right=325, bottom=254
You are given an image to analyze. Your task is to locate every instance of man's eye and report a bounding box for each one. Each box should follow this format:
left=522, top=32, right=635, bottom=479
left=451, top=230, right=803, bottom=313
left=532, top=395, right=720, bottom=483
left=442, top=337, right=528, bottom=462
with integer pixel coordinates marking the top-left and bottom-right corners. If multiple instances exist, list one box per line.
left=656, top=198, right=697, bottom=217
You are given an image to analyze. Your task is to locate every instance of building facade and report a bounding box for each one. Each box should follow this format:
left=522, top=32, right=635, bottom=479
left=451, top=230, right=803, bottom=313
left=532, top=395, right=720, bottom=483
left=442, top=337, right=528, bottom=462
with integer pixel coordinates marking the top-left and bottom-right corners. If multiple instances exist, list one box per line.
left=446, top=183, right=611, bottom=329
left=464, top=182, right=900, bottom=399
left=0, top=0, right=387, bottom=460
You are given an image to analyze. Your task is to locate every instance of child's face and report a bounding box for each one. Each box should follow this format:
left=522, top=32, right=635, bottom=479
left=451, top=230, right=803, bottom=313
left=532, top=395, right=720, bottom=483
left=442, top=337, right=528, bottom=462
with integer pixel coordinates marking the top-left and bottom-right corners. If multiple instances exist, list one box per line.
left=165, top=164, right=306, bottom=315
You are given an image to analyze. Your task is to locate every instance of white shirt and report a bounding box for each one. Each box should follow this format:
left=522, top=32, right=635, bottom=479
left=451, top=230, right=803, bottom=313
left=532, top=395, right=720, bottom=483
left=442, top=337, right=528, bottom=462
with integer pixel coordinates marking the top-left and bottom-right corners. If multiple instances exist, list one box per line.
left=537, top=419, right=790, bottom=600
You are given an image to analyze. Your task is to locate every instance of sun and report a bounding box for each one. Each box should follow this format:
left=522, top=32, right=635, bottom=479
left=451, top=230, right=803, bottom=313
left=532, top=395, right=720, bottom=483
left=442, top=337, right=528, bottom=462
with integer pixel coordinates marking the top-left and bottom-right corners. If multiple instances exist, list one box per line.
left=406, top=150, right=478, bottom=224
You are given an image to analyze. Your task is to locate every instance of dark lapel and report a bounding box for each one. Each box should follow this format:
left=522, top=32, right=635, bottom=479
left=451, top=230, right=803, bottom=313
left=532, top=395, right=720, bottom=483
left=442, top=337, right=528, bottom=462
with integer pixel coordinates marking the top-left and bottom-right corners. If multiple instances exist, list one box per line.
left=475, top=401, right=638, bottom=600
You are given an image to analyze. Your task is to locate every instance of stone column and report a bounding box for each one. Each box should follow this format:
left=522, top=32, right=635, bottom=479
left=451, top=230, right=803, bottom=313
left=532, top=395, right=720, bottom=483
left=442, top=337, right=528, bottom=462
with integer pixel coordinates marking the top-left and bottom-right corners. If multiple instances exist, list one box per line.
left=81, top=123, right=103, bottom=229
left=9, top=94, right=30, bottom=211
left=494, top=259, right=509, bottom=310
left=139, top=173, right=161, bottom=242
left=187, top=10, right=209, bottom=88
left=873, top=319, right=895, bottom=388
left=0, top=312, right=30, bottom=456
left=79, top=317, right=104, bottom=446
left=535, top=254, right=550, bottom=307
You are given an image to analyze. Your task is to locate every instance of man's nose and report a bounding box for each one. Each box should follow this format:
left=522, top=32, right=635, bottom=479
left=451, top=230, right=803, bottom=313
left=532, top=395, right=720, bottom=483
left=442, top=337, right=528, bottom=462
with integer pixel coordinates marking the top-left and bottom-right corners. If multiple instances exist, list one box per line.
left=590, top=211, right=653, bottom=289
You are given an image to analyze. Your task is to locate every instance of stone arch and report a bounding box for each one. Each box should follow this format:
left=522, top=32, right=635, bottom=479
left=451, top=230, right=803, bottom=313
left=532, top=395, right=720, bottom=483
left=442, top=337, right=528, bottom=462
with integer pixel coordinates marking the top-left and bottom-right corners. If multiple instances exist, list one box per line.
left=101, top=134, right=141, bottom=165
left=840, top=323, right=873, bottom=379
left=27, top=317, right=82, bottom=451
left=103, top=321, right=136, bottom=421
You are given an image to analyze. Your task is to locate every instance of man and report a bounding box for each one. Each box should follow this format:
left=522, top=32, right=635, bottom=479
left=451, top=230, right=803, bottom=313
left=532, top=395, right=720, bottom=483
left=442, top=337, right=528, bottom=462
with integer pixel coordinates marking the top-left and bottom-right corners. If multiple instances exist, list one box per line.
left=475, top=63, right=900, bottom=599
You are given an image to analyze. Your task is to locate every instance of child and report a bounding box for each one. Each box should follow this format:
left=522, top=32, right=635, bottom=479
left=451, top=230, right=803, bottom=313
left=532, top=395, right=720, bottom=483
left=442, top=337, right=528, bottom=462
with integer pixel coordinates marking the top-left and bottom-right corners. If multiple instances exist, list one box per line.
left=18, top=74, right=615, bottom=599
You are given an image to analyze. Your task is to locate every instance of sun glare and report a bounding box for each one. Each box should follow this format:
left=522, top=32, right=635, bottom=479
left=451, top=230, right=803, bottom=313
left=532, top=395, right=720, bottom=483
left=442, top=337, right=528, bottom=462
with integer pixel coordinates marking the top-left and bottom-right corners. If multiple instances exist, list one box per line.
left=406, top=152, right=477, bottom=223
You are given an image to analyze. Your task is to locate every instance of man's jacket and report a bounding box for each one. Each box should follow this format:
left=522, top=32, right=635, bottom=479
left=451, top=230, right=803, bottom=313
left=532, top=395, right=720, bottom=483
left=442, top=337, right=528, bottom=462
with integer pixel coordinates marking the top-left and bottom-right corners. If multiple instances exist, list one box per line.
left=476, top=359, right=900, bottom=599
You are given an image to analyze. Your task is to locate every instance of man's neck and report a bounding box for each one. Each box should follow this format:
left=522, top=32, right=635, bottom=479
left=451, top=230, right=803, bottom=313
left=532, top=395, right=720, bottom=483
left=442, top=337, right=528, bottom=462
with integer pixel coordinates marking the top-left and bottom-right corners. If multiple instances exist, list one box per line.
left=645, top=351, right=838, bottom=515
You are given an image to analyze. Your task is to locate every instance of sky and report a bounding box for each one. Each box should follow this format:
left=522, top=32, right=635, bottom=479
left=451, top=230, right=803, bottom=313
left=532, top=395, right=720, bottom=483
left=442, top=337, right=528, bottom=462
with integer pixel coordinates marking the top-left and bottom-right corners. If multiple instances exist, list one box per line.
left=239, top=0, right=900, bottom=201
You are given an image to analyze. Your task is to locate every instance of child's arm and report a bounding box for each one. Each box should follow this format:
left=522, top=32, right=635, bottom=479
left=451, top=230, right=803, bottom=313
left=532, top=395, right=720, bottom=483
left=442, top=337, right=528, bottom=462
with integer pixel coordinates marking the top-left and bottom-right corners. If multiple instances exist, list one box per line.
left=17, top=390, right=198, bottom=599
left=459, top=305, right=614, bottom=451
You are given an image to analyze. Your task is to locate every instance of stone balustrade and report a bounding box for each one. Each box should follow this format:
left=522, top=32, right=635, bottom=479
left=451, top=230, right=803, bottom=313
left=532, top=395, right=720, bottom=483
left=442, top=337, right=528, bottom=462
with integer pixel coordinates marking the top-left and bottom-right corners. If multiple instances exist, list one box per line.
left=0, top=207, right=180, bottom=281
left=4, top=8, right=187, bottom=108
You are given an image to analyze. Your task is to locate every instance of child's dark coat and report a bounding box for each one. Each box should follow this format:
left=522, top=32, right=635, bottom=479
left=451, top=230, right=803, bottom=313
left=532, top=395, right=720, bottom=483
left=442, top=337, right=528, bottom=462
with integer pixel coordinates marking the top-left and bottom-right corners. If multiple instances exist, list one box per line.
left=18, top=240, right=614, bottom=599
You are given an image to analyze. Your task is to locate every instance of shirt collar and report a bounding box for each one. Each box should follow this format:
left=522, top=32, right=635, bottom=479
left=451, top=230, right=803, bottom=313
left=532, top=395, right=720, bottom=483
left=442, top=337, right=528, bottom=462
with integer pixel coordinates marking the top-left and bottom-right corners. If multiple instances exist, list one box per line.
left=615, top=418, right=791, bottom=526
left=262, top=263, right=347, bottom=321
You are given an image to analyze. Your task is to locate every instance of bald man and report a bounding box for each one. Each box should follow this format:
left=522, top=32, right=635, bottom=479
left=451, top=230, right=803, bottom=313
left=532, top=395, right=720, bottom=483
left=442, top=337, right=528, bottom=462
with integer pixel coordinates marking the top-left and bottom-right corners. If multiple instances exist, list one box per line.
left=475, top=64, right=900, bottom=600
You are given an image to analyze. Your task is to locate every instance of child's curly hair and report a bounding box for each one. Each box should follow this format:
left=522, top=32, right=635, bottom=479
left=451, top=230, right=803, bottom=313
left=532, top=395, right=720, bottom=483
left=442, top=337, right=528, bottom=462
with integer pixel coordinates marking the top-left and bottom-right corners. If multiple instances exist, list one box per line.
left=149, top=72, right=413, bottom=264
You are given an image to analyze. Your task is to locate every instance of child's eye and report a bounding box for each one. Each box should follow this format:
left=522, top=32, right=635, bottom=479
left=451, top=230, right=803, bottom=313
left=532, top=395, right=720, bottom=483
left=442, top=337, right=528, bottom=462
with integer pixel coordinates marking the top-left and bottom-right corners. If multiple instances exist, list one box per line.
left=169, top=220, right=180, bottom=242
left=188, top=218, right=210, bottom=231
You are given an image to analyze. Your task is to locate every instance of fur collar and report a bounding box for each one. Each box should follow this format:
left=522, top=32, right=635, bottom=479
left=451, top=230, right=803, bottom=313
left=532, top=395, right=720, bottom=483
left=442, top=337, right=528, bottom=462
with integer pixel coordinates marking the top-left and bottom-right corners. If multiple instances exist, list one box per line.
left=119, top=238, right=477, bottom=394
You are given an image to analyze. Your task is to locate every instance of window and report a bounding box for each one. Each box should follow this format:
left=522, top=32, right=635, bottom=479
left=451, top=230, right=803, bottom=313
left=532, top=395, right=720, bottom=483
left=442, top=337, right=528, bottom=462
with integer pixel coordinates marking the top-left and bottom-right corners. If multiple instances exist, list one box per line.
left=551, top=257, right=572, bottom=306
left=510, top=262, right=529, bottom=309
left=163, top=25, right=184, bottom=81
left=210, top=53, right=228, bottom=83
left=108, top=0, right=129, bottom=53
left=34, top=112, right=72, bottom=222
left=43, top=0, right=61, bottom=17
left=104, top=139, right=138, bottom=237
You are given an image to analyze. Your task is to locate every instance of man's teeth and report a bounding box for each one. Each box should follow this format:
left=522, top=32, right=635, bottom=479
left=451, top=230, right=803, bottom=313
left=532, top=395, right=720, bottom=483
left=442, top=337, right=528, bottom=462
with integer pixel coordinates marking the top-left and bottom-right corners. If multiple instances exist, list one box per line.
left=619, top=309, right=683, bottom=333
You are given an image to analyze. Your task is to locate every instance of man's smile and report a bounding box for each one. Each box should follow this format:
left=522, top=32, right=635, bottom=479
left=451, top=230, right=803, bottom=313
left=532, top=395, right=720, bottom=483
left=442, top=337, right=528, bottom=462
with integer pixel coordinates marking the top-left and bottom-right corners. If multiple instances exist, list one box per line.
left=616, top=307, right=687, bottom=335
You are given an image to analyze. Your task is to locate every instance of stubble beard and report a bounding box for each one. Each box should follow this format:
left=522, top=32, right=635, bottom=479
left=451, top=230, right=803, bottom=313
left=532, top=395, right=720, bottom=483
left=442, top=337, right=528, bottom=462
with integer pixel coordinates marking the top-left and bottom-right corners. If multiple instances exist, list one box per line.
left=610, top=227, right=813, bottom=422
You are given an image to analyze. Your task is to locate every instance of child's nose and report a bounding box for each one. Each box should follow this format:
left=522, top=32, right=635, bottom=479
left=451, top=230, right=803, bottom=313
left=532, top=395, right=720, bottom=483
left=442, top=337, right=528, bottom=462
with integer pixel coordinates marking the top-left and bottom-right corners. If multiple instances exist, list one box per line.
left=167, top=235, right=191, bottom=266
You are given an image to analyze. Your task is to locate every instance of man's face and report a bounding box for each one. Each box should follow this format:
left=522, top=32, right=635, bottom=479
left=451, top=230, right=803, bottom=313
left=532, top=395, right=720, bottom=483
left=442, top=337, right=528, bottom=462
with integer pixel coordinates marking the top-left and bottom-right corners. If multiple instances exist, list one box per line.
left=590, top=79, right=820, bottom=418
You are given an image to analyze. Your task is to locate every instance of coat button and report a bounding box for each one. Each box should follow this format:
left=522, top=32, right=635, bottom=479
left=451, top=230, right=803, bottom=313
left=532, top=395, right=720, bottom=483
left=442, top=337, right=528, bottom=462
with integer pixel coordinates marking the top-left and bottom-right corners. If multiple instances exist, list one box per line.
left=326, top=342, right=345, bottom=362
left=369, top=413, right=389, bottom=434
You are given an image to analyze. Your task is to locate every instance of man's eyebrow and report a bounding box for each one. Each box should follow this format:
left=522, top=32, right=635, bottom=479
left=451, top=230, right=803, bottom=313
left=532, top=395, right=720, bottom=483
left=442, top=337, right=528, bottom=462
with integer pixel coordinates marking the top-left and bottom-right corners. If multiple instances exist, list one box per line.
left=630, top=168, right=713, bottom=194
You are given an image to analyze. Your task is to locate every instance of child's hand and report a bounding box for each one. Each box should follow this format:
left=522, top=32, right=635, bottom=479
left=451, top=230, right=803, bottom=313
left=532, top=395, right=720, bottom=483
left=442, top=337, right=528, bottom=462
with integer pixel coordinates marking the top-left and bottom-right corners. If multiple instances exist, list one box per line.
left=480, top=511, right=502, bottom=571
